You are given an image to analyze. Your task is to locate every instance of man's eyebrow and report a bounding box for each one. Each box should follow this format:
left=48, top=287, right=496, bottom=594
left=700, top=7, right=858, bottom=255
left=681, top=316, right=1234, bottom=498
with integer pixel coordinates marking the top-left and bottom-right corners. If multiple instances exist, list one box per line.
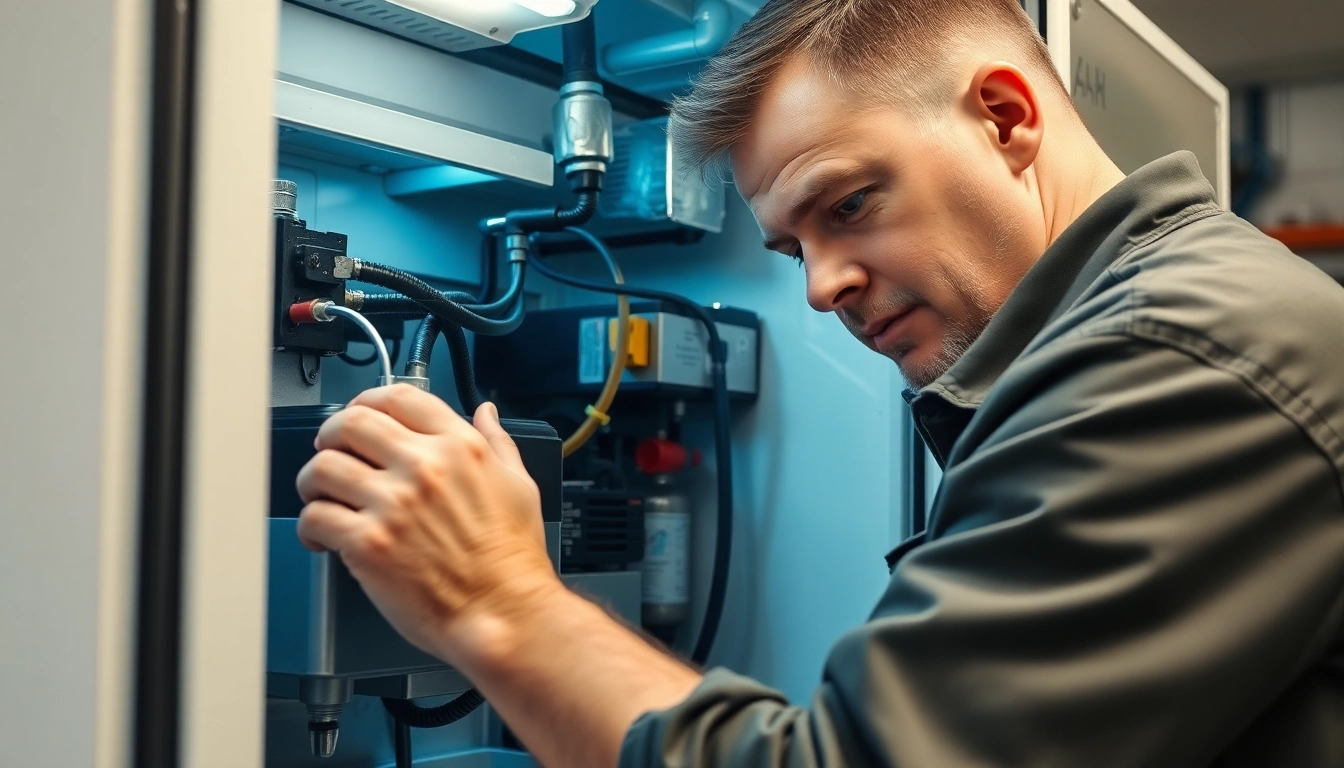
left=781, top=165, right=868, bottom=227
left=760, top=165, right=870, bottom=250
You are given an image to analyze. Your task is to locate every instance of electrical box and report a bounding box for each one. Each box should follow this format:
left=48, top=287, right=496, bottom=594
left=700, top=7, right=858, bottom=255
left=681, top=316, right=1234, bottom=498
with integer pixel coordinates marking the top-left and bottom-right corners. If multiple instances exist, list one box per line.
left=475, top=302, right=760, bottom=400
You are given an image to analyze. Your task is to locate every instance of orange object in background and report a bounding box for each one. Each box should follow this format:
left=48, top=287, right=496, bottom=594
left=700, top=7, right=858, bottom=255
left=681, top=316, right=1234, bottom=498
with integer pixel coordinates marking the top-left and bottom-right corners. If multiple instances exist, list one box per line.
left=1262, top=224, right=1344, bottom=252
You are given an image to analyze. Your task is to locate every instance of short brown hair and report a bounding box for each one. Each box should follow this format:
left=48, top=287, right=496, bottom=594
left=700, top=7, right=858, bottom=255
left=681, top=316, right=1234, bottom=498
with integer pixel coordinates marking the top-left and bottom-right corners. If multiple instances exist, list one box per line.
left=670, top=0, right=1066, bottom=175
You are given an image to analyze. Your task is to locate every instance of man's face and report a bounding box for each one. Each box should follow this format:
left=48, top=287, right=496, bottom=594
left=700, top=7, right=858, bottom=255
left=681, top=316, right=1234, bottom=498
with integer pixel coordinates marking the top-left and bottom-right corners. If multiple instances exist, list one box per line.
left=733, top=57, right=1046, bottom=388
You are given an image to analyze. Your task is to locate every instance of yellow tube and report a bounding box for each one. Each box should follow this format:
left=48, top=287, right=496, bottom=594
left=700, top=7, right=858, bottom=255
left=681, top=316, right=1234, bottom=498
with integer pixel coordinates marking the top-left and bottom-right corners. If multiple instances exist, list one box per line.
left=561, top=268, right=630, bottom=457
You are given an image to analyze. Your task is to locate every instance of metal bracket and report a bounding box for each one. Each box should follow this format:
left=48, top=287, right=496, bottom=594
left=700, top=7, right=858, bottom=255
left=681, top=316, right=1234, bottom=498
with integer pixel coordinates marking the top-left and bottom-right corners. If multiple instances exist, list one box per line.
left=299, top=353, right=321, bottom=386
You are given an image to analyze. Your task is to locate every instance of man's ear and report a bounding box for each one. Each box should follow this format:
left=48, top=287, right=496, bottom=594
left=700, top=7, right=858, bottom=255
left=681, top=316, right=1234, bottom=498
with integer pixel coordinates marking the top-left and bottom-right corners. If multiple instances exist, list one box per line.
left=969, top=62, right=1044, bottom=174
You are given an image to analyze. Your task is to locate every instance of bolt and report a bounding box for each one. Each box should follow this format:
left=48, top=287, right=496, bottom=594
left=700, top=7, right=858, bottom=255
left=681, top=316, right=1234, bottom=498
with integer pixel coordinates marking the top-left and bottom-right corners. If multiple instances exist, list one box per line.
left=306, top=367, right=318, bottom=383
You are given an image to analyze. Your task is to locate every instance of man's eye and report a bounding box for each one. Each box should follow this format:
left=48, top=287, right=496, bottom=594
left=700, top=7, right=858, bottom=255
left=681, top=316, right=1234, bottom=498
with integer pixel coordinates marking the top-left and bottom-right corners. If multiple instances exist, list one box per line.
left=836, top=192, right=867, bottom=219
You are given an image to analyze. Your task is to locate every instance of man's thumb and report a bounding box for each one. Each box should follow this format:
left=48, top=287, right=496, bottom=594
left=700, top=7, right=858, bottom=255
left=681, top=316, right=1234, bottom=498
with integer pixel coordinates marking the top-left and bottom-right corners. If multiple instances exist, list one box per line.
left=474, top=402, right=526, bottom=474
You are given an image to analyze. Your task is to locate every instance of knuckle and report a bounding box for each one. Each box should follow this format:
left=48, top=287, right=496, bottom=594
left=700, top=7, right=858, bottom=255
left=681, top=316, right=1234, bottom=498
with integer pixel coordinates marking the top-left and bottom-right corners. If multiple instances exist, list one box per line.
left=349, top=524, right=395, bottom=561
left=310, top=449, right=340, bottom=477
left=343, top=406, right=374, bottom=432
left=386, top=383, right=420, bottom=409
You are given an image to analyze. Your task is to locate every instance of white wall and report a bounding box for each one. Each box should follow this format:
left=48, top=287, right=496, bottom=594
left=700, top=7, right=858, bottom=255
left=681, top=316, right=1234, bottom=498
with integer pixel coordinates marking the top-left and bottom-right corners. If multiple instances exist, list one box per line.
left=0, top=0, right=150, bottom=765
left=1244, top=80, right=1344, bottom=228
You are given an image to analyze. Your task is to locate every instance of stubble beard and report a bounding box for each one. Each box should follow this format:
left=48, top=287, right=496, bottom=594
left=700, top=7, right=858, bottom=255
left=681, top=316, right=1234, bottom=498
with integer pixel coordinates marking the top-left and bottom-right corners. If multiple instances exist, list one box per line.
left=840, top=292, right=991, bottom=390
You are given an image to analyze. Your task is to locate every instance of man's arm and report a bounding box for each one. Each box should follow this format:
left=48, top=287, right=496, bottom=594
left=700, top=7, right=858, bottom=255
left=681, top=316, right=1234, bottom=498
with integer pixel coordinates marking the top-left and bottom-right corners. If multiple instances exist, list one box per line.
left=293, top=391, right=700, bottom=768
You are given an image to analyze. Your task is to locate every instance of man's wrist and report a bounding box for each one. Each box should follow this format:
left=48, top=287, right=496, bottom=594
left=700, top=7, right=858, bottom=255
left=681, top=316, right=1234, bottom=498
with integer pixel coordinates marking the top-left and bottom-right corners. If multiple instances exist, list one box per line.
left=439, top=566, right=574, bottom=673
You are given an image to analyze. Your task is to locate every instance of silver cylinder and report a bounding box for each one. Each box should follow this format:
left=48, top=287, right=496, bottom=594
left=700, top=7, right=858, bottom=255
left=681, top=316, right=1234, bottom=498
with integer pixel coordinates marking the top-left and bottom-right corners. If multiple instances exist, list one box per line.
left=300, top=676, right=352, bottom=759
left=272, top=179, right=299, bottom=220
left=552, top=81, right=613, bottom=176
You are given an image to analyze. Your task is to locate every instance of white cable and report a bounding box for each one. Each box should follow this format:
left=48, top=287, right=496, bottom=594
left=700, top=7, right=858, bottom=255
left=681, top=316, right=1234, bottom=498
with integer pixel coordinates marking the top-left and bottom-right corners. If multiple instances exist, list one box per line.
left=321, top=304, right=394, bottom=384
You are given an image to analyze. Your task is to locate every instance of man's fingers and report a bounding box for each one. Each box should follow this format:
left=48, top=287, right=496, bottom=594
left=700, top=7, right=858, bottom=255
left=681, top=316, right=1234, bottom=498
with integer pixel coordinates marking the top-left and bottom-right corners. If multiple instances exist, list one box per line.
left=296, top=499, right=372, bottom=553
left=474, top=402, right=527, bottom=475
left=350, top=383, right=465, bottom=435
left=297, top=448, right=383, bottom=507
left=315, top=405, right=411, bottom=468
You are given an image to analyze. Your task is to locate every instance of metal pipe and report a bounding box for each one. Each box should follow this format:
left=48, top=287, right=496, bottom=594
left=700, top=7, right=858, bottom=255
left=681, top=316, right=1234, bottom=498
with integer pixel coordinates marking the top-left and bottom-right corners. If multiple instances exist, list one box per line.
left=602, top=0, right=732, bottom=75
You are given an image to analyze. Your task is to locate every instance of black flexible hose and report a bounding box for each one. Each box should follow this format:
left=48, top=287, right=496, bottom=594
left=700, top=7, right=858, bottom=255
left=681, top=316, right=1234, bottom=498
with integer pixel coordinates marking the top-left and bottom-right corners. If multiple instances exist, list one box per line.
left=382, top=690, right=485, bottom=729
left=530, top=227, right=734, bottom=666
left=562, top=12, right=598, bottom=83
left=409, top=314, right=440, bottom=369
left=443, top=321, right=483, bottom=413
left=403, top=312, right=486, bottom=413
left=495, top=191, right=599, bottom=233
left=358, top=261, right=523, bottom=336
left=478, top=232, right=499, bottom=304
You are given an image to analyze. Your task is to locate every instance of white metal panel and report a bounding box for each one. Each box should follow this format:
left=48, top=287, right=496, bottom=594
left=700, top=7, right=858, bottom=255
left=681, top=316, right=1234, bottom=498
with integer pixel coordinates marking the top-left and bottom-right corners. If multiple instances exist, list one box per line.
left=0, top=0, right=151, bottom=765
left=277, top=4, right=560, bottom=152
left=1048, top=0, right=1230, bottom=206
left=274, top=80, right=555, bottom=187
left=176, top=0, right=279, bottom=766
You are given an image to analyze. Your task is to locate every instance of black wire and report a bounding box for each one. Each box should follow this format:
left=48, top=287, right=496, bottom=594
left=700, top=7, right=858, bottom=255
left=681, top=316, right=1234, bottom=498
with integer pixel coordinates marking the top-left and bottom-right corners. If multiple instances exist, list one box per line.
left=382, top=689, right=486, bottom=729
left=393, top=716, right=412, bottom=768
left=531, top=227, right=734, bottom=666
left=338, top=345, right=378, bottom=367
left=336, top=338, right=397, bottom=368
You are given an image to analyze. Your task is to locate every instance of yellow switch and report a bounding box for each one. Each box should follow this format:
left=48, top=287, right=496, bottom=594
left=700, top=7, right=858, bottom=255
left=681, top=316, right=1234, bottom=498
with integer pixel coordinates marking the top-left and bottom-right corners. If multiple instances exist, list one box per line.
left=609, top=316, right=650, bottom=368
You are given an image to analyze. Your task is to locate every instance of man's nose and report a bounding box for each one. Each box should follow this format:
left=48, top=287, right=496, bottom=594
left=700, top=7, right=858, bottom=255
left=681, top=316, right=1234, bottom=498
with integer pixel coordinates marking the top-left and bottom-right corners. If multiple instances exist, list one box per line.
left=804, top=247, right=867, bottom=313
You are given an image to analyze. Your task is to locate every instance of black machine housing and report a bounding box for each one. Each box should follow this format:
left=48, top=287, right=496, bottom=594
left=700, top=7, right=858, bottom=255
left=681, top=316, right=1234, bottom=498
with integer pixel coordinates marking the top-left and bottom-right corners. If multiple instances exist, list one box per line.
left=273, top=216, right=349, bottom=354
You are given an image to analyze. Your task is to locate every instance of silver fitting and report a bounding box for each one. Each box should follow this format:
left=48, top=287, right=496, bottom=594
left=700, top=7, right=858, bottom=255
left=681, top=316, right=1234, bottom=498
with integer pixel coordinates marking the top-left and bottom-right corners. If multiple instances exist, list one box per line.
left=380, top=374, right=430, bottom=390
left=344, top=289, right=366, bottom=310
left=349, top=258, right=363, bottom=279
left=300, top=677, right=351, bottom=759
left=333, top=255, right=356, bottom=280
left=310, top=300, right=335, bottom=323
left=552, top=81, right=613, bottom=177
left=271, top=180, right=299, bottom=220
left=506, top=232, right=530, bottom=264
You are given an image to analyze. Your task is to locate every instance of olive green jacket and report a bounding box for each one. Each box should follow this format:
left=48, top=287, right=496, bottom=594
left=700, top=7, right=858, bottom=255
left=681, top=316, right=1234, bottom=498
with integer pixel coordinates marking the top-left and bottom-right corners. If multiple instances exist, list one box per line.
left=620, top=152, right=1344, bottom=767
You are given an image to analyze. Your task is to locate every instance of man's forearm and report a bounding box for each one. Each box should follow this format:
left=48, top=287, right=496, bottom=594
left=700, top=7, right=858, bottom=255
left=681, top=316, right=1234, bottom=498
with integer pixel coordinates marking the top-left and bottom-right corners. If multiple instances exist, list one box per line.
left=449, top=580, right=703, bottom=768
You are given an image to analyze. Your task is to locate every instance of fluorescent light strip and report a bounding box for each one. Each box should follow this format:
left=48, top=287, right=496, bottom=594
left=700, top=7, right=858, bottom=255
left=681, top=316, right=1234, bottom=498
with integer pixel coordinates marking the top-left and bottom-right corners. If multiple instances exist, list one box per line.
left=512, top=0, right=577, bottom=17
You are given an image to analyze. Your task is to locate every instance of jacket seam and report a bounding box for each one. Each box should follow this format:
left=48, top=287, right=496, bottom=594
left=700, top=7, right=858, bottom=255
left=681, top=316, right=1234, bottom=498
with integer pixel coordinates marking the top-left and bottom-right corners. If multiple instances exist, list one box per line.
left=1119, top=317, right=1344, bottom=478
left=1111, top=205, right=1224, bottom=272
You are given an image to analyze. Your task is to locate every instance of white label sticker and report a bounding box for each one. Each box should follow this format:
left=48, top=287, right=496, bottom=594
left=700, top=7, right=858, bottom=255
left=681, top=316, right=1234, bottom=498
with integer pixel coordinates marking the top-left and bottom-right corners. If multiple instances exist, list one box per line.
left=578, top=317, right=607, bottom=385
left=642, top=511, right=690, bottom=604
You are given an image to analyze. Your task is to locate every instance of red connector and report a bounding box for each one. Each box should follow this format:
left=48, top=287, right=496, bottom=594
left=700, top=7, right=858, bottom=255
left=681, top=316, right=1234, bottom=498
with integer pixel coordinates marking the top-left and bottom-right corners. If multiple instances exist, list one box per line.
left=288, top=299, right=325, bottom=324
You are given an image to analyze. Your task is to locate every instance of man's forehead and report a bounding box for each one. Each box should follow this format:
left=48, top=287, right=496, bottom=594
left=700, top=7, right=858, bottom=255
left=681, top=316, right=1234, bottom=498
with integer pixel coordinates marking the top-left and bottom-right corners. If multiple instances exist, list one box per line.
left=729, top=56, right=851, bottom=196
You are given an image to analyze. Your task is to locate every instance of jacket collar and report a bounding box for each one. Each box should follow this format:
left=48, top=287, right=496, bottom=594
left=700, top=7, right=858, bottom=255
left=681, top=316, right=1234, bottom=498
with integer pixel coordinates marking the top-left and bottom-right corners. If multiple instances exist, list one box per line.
left=904, top=151, right=1220, bottom=466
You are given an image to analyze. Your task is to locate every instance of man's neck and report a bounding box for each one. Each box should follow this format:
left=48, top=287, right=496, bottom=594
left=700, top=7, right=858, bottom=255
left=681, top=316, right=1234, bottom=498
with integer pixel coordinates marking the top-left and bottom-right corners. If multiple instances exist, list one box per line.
left=1037, top=131, right=1126, bottom=247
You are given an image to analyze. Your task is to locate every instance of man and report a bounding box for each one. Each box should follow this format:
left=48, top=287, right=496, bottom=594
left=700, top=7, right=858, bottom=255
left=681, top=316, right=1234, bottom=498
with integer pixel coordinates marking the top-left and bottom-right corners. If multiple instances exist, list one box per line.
left=296, top=0, right=1344, bottom=765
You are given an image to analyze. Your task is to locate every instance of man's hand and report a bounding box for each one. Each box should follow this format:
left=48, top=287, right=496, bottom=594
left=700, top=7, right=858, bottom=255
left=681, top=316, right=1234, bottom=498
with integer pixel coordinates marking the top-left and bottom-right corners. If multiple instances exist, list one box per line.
left=294, top=384, right=562, bottom=665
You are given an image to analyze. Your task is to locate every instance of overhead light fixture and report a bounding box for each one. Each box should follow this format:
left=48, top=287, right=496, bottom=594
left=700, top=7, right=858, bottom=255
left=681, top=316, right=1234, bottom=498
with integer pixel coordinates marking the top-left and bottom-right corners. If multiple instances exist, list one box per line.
left=379, top=0, right=596, bottom=45
left=512, top=0, right=578, bottom=16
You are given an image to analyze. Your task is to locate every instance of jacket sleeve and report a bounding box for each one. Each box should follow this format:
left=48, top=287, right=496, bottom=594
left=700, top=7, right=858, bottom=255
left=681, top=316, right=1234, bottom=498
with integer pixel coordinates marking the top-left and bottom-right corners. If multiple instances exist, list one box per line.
left=618, top=332, right=1344, bottom=768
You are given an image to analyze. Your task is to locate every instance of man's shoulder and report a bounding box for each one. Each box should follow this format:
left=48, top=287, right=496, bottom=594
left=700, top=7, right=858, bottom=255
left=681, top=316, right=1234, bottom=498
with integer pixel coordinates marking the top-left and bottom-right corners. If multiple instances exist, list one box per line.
left=1029, top=209, right=1344, bottom=466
